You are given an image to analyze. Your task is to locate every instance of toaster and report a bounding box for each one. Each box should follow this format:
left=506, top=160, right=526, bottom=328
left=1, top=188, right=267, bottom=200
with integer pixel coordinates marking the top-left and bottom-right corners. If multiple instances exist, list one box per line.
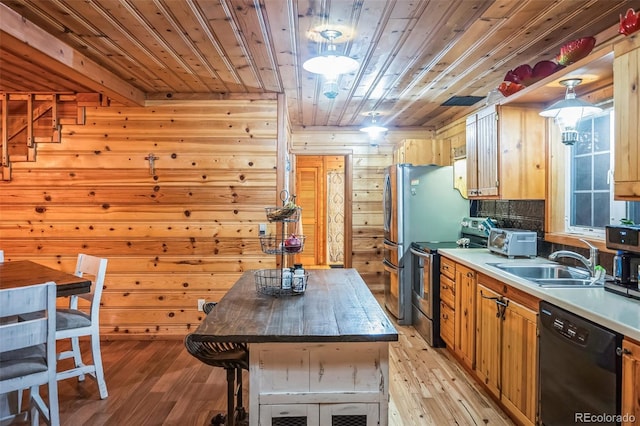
left=488, top=228, right=537, bottom=258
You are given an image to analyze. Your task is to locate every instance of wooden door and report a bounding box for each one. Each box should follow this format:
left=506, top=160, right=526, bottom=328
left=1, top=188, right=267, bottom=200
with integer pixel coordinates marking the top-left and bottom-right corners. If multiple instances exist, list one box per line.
left=296, top=156, right=325, bottom=266
left=501, top=298, right=538, bottom=426
left=622, top=338, right=640, bottom=426
left=475, top=283, right=502, bottom=398
left=455, top=263, right=476, bottom=369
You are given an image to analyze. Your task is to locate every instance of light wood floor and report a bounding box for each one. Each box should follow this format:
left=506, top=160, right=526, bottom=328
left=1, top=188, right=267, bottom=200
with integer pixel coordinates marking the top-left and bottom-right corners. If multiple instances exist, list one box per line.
left=14, top=309, right=514, bottom=425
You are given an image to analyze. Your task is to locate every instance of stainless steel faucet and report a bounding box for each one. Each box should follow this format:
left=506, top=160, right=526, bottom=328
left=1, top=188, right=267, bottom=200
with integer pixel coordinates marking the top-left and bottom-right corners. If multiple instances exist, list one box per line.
left=548, top=239, right=599, bottom=277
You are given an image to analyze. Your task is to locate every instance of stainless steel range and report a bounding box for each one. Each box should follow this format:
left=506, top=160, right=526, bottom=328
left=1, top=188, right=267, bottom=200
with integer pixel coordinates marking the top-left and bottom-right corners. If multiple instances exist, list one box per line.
left=410, top=217, right=491, bottom=346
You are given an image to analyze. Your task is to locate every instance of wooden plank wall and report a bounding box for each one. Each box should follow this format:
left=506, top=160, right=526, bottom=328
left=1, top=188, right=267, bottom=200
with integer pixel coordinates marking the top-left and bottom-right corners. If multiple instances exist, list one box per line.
left=0, top=98, right=279, bottom=339
left=290, top=128, right=435, bottom=292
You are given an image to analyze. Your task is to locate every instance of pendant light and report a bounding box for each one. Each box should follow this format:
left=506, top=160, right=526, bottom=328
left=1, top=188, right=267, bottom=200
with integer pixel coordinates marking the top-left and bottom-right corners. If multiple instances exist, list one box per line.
left=360, top=112, right=388, bottom=137
left=303, top=29, right=359, bottom=78
left=539, top=78, right=602, bottom=145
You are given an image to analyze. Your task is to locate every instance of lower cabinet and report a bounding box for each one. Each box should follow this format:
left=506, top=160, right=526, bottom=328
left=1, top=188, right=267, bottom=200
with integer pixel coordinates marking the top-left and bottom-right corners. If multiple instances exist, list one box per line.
left=440, top=257, right=456, bottom=348
left=622, top=338, right=640, bottom=426
left=475, top=274, right=538, bottom=426
left=455, top=263, right=476, bottom=370
left=250, top=341, right=389, bottom=426
left=260, top=403, right=379, bottom=426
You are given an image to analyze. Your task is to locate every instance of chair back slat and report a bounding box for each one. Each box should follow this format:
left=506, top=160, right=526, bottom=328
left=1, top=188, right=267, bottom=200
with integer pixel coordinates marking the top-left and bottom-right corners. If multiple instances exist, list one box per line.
left=0, top=319, right=48, bottom=352
left=0, top=281, right=51, bottom=317
left=0, top=281, right=55, bottom=353
left=73, top=254, right=107, bottom=313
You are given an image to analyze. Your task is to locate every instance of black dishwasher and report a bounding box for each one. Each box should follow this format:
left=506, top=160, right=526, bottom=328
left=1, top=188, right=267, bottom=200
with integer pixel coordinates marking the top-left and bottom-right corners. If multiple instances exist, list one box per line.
left=539, top=301, right=623, bottom=425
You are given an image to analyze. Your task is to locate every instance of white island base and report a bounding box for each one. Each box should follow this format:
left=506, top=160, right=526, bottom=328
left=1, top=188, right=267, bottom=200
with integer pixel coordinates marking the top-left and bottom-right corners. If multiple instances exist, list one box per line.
left=249, top=341, right=390, bottom=426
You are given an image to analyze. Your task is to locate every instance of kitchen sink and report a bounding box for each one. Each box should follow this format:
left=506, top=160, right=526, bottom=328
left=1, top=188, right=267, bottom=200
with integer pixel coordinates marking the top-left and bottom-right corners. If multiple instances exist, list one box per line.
left=533, top=278, right=596, bottom=287
left=488, top=263, right=602, bottom=288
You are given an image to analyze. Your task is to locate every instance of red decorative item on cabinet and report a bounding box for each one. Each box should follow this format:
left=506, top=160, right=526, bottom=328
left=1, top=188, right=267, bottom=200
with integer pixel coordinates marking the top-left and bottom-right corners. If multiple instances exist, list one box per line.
left=498, top=81, right=525, bottom=97
left=620, top=8, right=640, bottom=36
left=504, top=64, right=533, bottom=85
left=555, top=36, right=596, bottom=66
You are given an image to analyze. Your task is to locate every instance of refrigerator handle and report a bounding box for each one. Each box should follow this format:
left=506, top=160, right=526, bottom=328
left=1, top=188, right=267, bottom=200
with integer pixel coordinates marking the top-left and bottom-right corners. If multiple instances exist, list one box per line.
left=384, top=240, right=399, bottom=251
left=383, top=258, right=398, bottom=272
left=383, top=172, right=391, bottom=234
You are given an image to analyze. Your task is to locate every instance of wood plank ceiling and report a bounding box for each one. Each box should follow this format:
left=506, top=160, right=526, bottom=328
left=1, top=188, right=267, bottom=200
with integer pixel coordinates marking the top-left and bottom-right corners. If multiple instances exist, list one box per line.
left=1, top=0, right=639, bottom=130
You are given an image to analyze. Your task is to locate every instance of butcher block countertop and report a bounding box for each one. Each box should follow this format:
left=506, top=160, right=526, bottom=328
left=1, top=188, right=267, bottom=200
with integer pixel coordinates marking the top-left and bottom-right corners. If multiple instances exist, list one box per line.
left=190, top=268, right=398, bottom=343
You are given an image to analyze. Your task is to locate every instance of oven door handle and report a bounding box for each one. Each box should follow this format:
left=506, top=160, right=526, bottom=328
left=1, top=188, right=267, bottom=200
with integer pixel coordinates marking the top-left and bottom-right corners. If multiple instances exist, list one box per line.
left=409, top=247, right=430, bottom=258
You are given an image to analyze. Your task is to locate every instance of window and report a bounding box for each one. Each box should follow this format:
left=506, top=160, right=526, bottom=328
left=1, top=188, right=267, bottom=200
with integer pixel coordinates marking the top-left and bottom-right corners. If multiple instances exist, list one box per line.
left=564, top=105, right=640, bottom=236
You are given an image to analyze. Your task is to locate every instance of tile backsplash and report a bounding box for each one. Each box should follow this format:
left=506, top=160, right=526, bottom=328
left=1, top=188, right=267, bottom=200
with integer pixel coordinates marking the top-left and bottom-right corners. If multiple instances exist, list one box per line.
left=475, top=199, right=614, bottom=272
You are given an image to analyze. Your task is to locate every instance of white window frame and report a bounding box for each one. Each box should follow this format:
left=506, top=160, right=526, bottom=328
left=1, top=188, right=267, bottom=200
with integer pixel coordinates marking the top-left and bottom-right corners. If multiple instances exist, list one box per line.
left=564, top=106, right=626, bottom=237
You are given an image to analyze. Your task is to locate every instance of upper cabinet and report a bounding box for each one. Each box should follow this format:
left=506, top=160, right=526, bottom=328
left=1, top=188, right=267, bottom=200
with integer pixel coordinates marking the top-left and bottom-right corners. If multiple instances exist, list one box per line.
left=614, top=34, right=640, bottom=200
left=393, top=138, right=451, bottom=166
left=466, top=104, right=546, bottom=199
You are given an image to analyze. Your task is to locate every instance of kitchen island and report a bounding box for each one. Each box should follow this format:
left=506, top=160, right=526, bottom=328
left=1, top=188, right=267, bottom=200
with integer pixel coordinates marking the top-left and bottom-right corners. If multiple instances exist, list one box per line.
left=188, top=268, right=398, bottom=426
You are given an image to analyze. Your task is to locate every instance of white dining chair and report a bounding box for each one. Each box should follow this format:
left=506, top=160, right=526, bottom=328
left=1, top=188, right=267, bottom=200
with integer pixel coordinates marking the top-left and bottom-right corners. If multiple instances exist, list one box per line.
left=55, top=254, right=109, bottom=399
left=0, top=281, right=59, bottom=426
left=0, top=250, right=4, bottom=263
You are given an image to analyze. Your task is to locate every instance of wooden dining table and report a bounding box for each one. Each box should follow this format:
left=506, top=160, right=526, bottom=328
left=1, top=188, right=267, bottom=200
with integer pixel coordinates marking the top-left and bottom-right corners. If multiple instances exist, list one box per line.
left=0, top=260, right=91, bottom=297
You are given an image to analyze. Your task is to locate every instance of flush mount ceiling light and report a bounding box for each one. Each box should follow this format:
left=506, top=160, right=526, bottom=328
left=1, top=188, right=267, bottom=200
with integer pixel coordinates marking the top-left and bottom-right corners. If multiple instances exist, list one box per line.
left=302, top=29, right=359, bottom=78
left=539, top=78, right=602, bottom=145
left=360, top=112, right=388, bottom=137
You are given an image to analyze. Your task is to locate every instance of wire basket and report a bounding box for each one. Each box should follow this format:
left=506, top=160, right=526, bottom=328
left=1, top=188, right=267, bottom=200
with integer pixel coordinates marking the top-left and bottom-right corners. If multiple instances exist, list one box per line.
left=259, top=234, right=305, bottom=254
left=265, top=206, right=301, bottom=222
left=254, top=269, right=308, bottom=297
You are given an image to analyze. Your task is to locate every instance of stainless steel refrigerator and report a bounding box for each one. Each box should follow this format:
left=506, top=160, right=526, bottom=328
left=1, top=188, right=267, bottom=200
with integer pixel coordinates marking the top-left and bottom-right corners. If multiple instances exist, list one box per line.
left=382, top=164, right=469, bottom=325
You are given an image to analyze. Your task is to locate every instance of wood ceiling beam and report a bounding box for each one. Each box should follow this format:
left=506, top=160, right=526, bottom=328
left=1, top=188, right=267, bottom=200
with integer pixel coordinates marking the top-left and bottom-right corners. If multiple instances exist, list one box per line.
left=0, top=4, right=145, bottom=107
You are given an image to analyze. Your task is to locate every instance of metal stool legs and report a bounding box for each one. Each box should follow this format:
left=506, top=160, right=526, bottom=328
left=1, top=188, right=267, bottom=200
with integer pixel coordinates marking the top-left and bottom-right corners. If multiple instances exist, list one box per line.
left=184, top=334, right=249, bottom=426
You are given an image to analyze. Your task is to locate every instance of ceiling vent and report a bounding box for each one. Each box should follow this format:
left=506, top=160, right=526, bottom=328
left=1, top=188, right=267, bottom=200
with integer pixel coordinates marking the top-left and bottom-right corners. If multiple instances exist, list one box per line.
left=441, top=96, right=485, bottom=106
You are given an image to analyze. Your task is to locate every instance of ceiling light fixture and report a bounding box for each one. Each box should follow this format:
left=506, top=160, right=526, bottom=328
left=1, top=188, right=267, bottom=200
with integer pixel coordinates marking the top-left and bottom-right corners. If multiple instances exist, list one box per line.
left=303, top=29, right=359, bottom=78
left=360, top=112, right=388, bottom=137
left=539, top=78, right=602, bottom=145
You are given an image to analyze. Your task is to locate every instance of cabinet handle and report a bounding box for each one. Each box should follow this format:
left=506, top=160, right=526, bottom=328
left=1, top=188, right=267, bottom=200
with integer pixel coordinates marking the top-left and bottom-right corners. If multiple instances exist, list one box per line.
left=442, top=313, right=448, bottom=320
left=479, top=290, right=498, bottom=301
left=442, top=284, right=449, bottom=289
left=480, top=291, right=508, bottom=319
left=467, top=272, right=474, bottom=278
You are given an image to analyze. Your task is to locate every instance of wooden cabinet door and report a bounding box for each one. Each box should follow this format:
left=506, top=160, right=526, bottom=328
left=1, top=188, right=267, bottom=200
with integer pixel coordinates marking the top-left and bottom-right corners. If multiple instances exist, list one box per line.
left=440, top=300, right=455, bottom=349
left=465, top=114, right=479, bottom=197
left=475, top=106, right=499, bottom=197
left=501, top=298, right=538, bottom=426
left=455, top=263, right=476, bottom=369
left=475, top=283, right=502, bottom=398
left=466, top=104, right=545, bottom=200
left=622, top=338, right=640, bottom=426
left=395, top=139, right=452, bottom=166
left=613, top=36, right=640, bottom=199
left=498, top=106, right=546, bottom=200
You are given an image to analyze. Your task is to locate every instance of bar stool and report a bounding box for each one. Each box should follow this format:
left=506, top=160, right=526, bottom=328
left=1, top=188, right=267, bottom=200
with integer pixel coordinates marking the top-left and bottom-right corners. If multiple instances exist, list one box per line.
left=185, top=303, right=249, bottom=426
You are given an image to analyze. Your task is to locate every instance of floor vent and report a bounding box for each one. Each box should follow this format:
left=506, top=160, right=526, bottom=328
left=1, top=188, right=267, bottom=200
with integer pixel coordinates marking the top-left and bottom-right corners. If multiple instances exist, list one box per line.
left=441, top=96, right=485, bottom=106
